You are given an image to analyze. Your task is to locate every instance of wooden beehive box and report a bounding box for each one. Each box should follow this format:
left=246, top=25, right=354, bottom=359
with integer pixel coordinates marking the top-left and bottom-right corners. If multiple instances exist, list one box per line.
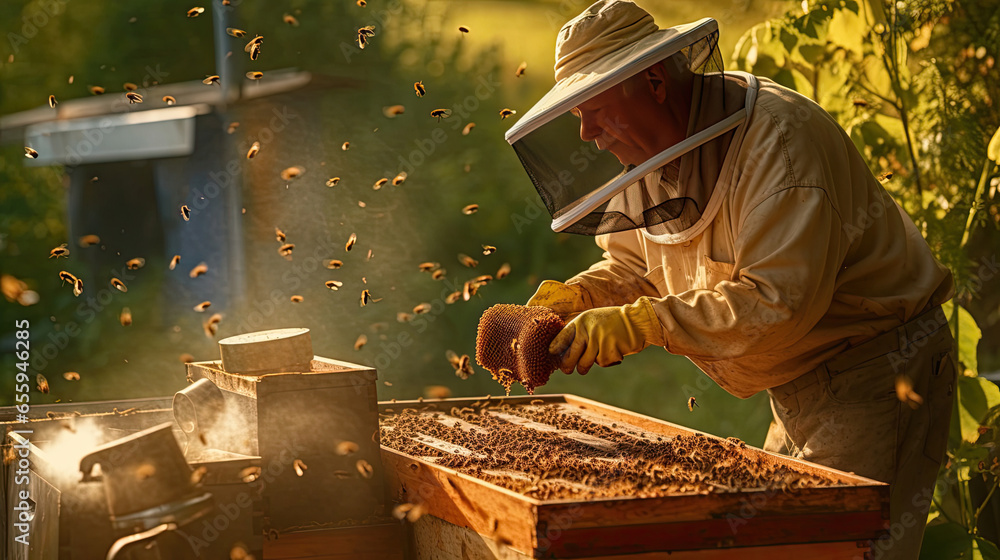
left=378, top=394, right=889, bottom=559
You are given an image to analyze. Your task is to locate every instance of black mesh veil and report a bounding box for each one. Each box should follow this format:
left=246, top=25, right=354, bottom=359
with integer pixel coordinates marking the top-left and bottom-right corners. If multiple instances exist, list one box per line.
left=508, top=27, right=748, bottom=237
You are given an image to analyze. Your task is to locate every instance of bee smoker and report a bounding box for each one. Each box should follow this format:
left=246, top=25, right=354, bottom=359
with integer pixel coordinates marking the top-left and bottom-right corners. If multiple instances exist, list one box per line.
left=78, top=423, right=214, bottom=559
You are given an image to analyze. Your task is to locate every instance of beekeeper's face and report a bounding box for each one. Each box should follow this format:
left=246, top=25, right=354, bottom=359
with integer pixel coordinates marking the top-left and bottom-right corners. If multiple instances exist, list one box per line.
left=572, top=62, right=692, bottom=167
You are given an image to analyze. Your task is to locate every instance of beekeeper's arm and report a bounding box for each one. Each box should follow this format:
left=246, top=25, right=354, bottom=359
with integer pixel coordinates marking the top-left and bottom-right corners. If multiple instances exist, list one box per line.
left=550, top=186, right=844, bottom=375
left=527, top=233, right=659, bottom=319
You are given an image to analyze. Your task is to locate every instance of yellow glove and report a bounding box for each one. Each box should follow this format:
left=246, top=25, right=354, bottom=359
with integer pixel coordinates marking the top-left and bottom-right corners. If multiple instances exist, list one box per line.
left=527, top=280, right=591, bottom=320
left=548, top=298, right=660, bottom=375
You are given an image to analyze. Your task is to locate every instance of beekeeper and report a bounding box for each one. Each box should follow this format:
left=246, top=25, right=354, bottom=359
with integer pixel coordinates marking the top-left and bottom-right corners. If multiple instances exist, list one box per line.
left=507, top=1, right=956, bottom=558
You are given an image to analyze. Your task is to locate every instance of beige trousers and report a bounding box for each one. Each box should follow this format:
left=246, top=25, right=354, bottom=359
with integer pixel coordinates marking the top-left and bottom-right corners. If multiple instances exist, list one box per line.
left=765, top=306, right=956, bottom=560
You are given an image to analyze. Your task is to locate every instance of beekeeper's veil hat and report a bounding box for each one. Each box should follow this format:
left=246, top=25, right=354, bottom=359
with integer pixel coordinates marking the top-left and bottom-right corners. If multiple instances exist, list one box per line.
left=505, top=1, right=751, bottom=239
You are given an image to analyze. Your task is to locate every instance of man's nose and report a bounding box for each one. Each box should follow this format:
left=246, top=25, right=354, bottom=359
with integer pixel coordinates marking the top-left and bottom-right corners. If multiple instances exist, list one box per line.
left=578, top=114, right=604, bottom=143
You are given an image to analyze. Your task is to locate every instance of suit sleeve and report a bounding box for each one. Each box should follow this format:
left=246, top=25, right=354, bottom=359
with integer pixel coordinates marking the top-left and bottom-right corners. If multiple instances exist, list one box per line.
left=563, top=232, right=662, bottom=309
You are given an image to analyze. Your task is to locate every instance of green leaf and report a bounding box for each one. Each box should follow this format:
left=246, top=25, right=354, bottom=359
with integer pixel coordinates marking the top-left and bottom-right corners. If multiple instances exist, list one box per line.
left=943, top=301, right=982, bottom=375
left=987, top=126, right=1000, bottom=163
left=975, top=537, right=1000, bottom=560
left=779, top=27, right=800, bottom=52
left=920, top=522, right=974, bottom=559
left=958, top=376, right=1000, bottom=443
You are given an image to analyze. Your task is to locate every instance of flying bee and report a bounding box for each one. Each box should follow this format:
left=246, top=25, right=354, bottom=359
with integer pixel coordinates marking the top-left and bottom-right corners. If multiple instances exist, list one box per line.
left=193, top=301, right=211, bottom=312
left=37, top=374, right=49, bottom=394
left=472, top=275, right=493, bottom=285
left=191, top=466, right=208, bottom=485
left=24, top=146, right=39, bottom=159
left=246, top=71, right=263, bottom=80
left=418, top=262, right=438, bottom=272
left=458, top=254, right=478, bottom=268
left=89, top=85, right=105, bottom=95
left=397, top=312, right=413, bottom=322
left=248, top=42, right=261, bottom=61
left=280, top=166, right=304, bottom=181
left=49, top=244, right=69, bottom=258
left=430, top=108, right=451, bottom=122
left=462, top=204, right=479, bottom=215
left=877, top=171, right=893, bottom=183
left=126, top=257, right=145, bottom=270
left=227, top=122, right=240, bottom=134
left=482, top=245, right=496, bottom=255
left=335, top=441, right=359, bottom=456
left=326, top=177, right=341, bottom=187
left=895, top=375, right=924, bottom=409
left=189, top=262, right=208, bottom=278
left=392, top=172, right=407, bottom=186
left=499, top=108, right=516, bottom=120
left=445, top=349, right=462, bottom=368
left=48, top=94, right=57, bottom=108
left=462, top=122, right=475, bottom=136
left=325, top=280, right=343, bottom=291
left=432, top=269, right=446, bottom=280
left=169, top=254, right=181, bottom=270
left=120, top=307, right=132, bottom=326
left=357, top=25, right=376, bottom=49
left=414, top=81, right=426, bottom=97
left=354, top=334, right=368, bottom=350
left=445, top=291, right=462, bottom=304
left=346, top=233, right=357, bottom=251
left=203, top=75, right=220, bottom=86
left=275, top=227, right=286, bottom=242
left=125, top=92, right=143, bottom=104
left=179, top=353, right=195, bottom=363
left=239, top=466, right=261, bottom=483
left=163, top=95, right=176, bottom=105
left=59, top=270, right=77, bottom=285
left=73, top=277, right=84, bottom=297
left=687, top=396, right=699, bottom=411
left=293, top=459, right=307, bottom=477
left=373, top=178, right=388, bottom=190
left=852, top=98, right=869, bottom=107
left=510, top=338, right=520, bottom=353
left=246, top=141, right=260, bottom=159
left=413, top=302, right=431, bottom=314
left=357, top=0, right=366, bottom=6
left=123, top=82, right=138, bottom=91
left=290, top=295, right=304, bottom=303
left=462, top=280, right=481, bottom=301
left=187, top=6, right=205, bottom=17
left=111, top=278, right=127, bottom=292
left=356, top=459, right=374, bottom=479
left=383, top=105, right=405, bottom=118
left=326, top=259, right=343, bottom=269
left=244, top=35, right=263, bottom=52
left=63, top=371, right=80, bottom=381
left=226, top=27, right=246, bottom=37
left=342, top=141, right=350, bottom=151
left=366, top=249, right=373, bottom=261
left=515, top=61, right=527, bottom=77
left=78, top=234, right=101, bottom=247
left=360, top=289, right=382, bottom=306
left=283, top=13, right=299, bottom=26
left=203, top=313, right=222, bottom=337
left=181, top=204, right=191, bottom=221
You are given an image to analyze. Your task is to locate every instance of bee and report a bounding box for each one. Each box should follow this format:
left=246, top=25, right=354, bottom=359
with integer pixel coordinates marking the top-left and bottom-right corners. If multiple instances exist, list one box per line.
left=335, top=441, right=359, bottom=455
left=326, top=177, right=341, bottom=187
left=357, top=25, right=376, bottom=49
left=852, top=98, right=869, bottom=107
left=37, top=374, right=49, bottom=394
left=357, top=0, right=366, bottom=6
left=392, top=172, right=407, bottom=186
left=239, top=466, right=261, bottom=483
left=275, top=227, right=286, bottom=242
left=169, top=255, right=181, bottom=270
left=877, top=171, right=893, bottom=183
left=203, top=313, right=222, bottom=337
left=326, top=259, right=343, bottom=269
left=123, top=82, right=138, bottom=91
left=350, top=333, right=368, bottom=350
left=458, top=25, right=472, bottom=33
left=396, top=312, right=413, bottom=322
left=325, top=280, right=343, bottom=290
left=462, top=122, right=475, bottom=136
left=462, top=280, right=478, bottom=301
left=418, top=262, right=438, bottom=272
left=48, top=94, right=58, bottom=108
left=283, top=13, right=299, bottom=26
left=49, top=244, right=69, bottom=258
left=383, top=105, right=405, bottom=118
left=430, top=108, right=451, bottom=121
left=482, top=245, right=496, bottom=255
left=458, top=254, right=479, bottom=268
left=360, top=289, right=382, bottom=306
left=245, top=71, right=263, bottom=80
left=163, top=95, right=176, bottom=105
left=189, top=262, right=208, bottom=278
left=515, top=61, right=527, bottom=77
left=373, top=178, right=388, bottom=190
left=445, top=291, right=462, bottom=304
left=290, top=295, right=304, bottom=303
left=78, top=234, right=101, bottom=247
left=120, top=307, right=132, bottom=326
left=346, top=233, right=357, bottom=251
left=292, top=458, right=307, bottom=477
left=246, top=141, right=260, bottom=159
left=126, top=257, right=145, bottom=270
left=248, top=42, right=261, bottom=61
left=111, top=278, right=127, bottom=292
left=366, top=249, right=373, bottom=261
left=63, top=371, right=81, bottom=381
left=510, top=338, right=519, bottom=353
left=425, top=385, right=452, bottom=399
left=23, top=146, right=39, bottom=159
left=181, top=204, right=191, bottom=221
left=687, top=396, right=699, bottom=411
left=73, top=277, right=84, bottom=297
left=193, top=301, right=212, bottom=312
left=413, top=302, right=432, bottom=314
left=89, top=85, right=105, bottom=95
left=191, top=466, right=208, bottom=485
left=414, top=81, right=426, bottom=97
left=125, top=92, right=143, bottom=104
left=187, top=6, right=205, bottom=17
left=356, top=459, right=374, bottom=479
left=244, top=35, right=263, bottom=53
left=277, top=243, right=295, bottom=258
left=462, top=204, right=479, bottom=215
left=499, top=108, right=516, bottom=120
left=392, top=503, right=415, bottom=521
left=226, top=27, right=246, bottom=37
left=432, top=269, right=446, bottom=280
left=58, top=270, right=77, bottom=285
left=472, top=275, right=493, bottom=285
left=895, top=375, right=924, bottom=409
left=227, top=122, right=240, bottom=134
left=178, top=353, right=195, bottom=363
left=342, top=141, right=350, bottom=151
left=203, top=75, right=220, bottom=86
